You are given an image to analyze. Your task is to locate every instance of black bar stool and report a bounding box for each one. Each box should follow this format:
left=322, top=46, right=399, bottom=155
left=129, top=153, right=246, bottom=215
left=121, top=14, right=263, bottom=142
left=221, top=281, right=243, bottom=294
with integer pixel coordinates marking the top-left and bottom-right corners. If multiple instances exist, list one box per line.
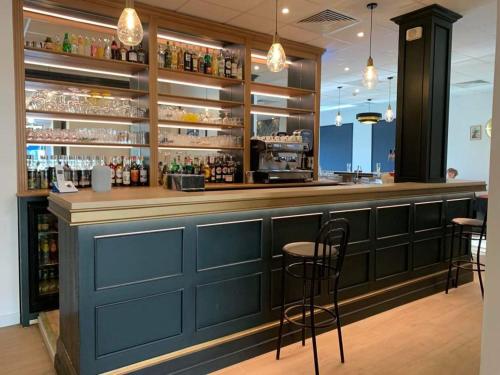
left=276, top=218, right=350, bottom=375
left=445, top=195, right=487, bottom=298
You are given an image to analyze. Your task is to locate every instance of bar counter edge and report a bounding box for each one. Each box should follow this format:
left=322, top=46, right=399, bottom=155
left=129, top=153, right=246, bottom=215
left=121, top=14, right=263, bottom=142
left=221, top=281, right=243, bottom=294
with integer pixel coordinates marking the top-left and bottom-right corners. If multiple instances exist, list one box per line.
left=48, top=181, right=485, bottom=375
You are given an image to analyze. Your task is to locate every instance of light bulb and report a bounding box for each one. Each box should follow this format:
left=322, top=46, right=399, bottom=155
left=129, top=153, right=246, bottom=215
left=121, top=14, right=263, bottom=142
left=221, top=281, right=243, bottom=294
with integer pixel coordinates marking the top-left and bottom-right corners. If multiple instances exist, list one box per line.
left=117, top=1, right=143, bottom=47
left=362, top=57, right=378, bottom=89
left=385, top=104, right=394, bottom=122
left=335, top=112, right=343, bottom=127
left=267, top=36, right=286, bottom=73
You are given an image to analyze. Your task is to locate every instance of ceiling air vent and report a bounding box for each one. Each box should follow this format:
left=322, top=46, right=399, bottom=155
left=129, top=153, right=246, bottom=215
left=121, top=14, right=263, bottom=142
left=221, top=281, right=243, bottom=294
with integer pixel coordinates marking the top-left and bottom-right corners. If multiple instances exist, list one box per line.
left=453, top=80, right=491, bottom=89
left=296, top=9, right=359, bottom=35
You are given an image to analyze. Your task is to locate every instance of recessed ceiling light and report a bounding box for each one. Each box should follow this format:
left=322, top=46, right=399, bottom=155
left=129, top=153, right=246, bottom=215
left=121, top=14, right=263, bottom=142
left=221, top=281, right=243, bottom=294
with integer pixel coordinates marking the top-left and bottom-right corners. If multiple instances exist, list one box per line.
left=344, top=67, right=350, bottom=72
left=282, top=8, right=290, bottom=14
left=254, top=65, right=260, bottom=70
left=357, top=31, right=365, bottom=38
left=355, top=89, right=360, bottom=93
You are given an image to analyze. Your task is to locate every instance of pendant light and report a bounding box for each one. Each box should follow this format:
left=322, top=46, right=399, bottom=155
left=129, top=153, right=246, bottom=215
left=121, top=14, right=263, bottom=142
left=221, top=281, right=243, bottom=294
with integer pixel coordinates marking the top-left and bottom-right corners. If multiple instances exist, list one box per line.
left=117, top=0, right=144, bottom=47
left=362, top=3, right=379, bottom=89
left=267, top=0, right=287, bottom=73
left=385, top=76, right=395, bottom=122
left=335, top=86, right=343, bottom=127
left=356, top=99, right=382, bottom=125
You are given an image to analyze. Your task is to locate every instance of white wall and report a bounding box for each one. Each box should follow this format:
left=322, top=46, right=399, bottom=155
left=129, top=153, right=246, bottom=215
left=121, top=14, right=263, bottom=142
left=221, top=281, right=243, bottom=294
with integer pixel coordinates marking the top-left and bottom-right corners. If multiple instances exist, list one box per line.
left=480, top=1, right=500, bottom=372
left=447, top=89, right=493, bottom=183
left=0, top=0, right=20, bottom=327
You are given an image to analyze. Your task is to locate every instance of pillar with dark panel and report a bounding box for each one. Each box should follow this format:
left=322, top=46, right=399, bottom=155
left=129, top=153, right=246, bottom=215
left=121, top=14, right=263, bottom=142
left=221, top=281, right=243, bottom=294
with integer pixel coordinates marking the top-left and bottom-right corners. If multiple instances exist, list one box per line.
left=391, top=5, right=462, bottom=183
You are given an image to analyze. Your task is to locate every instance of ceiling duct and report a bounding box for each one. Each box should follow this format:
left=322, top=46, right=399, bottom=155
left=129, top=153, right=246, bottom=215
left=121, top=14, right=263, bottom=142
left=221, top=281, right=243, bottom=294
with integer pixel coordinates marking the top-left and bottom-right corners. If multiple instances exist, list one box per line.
left=296, top=9, right=359, bottom=35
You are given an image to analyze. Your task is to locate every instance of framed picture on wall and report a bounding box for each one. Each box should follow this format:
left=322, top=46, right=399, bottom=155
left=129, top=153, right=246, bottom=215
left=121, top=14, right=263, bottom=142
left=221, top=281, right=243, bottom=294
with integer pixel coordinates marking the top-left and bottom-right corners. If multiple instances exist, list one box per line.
left=470, top=125, right=482, bottom=140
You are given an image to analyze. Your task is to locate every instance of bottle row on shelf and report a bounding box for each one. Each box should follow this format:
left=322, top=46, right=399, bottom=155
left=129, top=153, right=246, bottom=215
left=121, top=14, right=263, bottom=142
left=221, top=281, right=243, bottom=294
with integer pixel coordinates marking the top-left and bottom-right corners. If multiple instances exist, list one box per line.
left=25, top=32, right=147, bottom=64
left=158, top=41, right=243, bottom=79
left=37, top=213, right=58, bottom=233
left=159, top=153, right=242, bottom=184
left=27, top=127, right=149, bottom=146
left=158, top=105, right=243, bottom=126
left=27, top=154, right=149, bottom=190
left=38, top=268, right=59, bottom=295
left=26, top=88, right=148, bottom=118
left=39, top=234, right=58, bottom=268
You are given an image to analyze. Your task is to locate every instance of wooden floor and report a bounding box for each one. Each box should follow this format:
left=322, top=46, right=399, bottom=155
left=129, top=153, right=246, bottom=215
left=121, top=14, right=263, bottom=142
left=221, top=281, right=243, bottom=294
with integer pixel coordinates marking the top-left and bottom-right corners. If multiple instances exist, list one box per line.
left=0, top=281, right=482, bottom=375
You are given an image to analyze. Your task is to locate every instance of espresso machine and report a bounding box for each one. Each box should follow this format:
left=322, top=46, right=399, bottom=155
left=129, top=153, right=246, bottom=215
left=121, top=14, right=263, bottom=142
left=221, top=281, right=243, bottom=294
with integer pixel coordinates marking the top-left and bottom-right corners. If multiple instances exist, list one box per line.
left=250, top=130, right=314, bottom=183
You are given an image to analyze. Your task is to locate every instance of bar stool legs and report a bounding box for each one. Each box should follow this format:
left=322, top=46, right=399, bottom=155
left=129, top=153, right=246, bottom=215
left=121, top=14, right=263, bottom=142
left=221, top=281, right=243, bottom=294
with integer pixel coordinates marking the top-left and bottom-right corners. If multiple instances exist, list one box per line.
left=445, top=223, right=456, bottom=294
left=301, top=259, right=306, bottom=346
left=309, top=282, right=319, bottom=375
left=334, top=289, right=345, bottom=363
left=454, top=225, right=465, bottom=288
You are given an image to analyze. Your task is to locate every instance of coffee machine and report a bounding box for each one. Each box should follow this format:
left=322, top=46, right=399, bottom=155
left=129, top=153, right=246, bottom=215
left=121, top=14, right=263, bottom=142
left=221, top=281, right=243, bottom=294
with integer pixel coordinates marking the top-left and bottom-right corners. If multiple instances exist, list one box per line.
left=250, top=131, right=313, bottom=183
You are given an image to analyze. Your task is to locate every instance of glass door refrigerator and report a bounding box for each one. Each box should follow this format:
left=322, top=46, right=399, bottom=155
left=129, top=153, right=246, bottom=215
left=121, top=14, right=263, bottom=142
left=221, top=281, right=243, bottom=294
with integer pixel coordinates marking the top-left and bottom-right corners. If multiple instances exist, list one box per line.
left=19, top=198, right=59, bottom=326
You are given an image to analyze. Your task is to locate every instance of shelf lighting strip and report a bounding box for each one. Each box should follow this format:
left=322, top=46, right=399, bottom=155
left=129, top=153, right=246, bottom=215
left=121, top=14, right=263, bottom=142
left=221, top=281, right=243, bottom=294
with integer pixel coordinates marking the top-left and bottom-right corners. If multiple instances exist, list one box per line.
left=251, top=53, right=293, bottom=65
left=158, top=100, right=223, bottom=111
left=158, top=123, right=223, bottom=131
left=251, top=110, right=291, bottom=118
left=23, top=6, right=118, bottom=30
left=26, top=116, right=135, bottom=125
left=157, top=78, right=222, bottom=90
left=24, top=60, right=134, bottom=78
left=157, top=33, right=223, bottom=50
left=27, top=143, right=137, bottom=149
left=159, top=146, right=222, bottom=152
left=251, top=91, right=291, bottom=99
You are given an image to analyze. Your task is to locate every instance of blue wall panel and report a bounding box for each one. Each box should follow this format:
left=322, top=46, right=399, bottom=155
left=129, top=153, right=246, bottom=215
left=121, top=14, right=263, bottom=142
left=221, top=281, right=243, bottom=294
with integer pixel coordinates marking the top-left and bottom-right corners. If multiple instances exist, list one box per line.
left=319, top=123, right=353, bottom=171
left=371, top=120, right=396, bottom=172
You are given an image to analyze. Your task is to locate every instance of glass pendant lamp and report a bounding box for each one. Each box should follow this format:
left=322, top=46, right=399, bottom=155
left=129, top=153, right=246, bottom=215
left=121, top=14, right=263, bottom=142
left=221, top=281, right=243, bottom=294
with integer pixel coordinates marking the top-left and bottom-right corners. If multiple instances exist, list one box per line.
left=335, top=86, right=343, bottom=127
left=385, top=76, right=395, bottom=122
left=362, top=3, right=379, bottom=89
left=267, top=0, right=287, bottom=72
left=117, top=0, right=144, bottom=47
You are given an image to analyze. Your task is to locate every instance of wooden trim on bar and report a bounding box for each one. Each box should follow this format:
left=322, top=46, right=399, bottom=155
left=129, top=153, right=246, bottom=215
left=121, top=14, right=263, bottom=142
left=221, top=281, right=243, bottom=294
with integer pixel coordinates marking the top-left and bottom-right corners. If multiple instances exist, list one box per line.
left=101, top=269, right=451, bottom=375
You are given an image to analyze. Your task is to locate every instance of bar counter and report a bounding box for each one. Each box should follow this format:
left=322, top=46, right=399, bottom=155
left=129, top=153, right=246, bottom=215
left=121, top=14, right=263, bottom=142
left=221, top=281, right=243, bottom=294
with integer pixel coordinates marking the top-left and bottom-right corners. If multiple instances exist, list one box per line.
left=48, top=180, right=485, bottom=375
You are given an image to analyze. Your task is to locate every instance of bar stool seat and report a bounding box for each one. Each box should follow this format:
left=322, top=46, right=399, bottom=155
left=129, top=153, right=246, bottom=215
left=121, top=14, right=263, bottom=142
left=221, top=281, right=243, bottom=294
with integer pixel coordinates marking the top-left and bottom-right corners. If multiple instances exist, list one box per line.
left=451, top=217, right=484, bottom=227
left=283, top=242, right=338, bottom=258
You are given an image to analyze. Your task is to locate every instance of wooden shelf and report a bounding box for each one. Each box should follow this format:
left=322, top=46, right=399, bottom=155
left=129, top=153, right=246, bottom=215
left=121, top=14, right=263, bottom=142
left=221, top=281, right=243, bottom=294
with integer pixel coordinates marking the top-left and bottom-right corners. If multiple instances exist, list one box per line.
left=158, top=68, right=243, bottom=88
left=25, top=78, right=148, bottom=99
left=24, top=47, right=148, bottom=76
left=26, top=140, right=149, bottom=148
left=157, top=93, right=243, bottom=110
left=251, top=105, right=314, bottom=116
left=26, top=110, right=148, bottom=124
left=158, top=119, right=243, bottom=129
left=158, top=144, right=243, bottom=151
left=17, top=189, right=51, bottom=197
left=250, top=82, right=315, bottom=97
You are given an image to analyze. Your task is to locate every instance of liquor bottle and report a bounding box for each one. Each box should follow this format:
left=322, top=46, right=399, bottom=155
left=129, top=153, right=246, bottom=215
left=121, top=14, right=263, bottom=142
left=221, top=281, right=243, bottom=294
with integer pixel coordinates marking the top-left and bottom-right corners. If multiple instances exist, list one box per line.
left=164, top=42, right=172, bottom=69
left=70, top=33, right=78, bottom=54
left=111, top=37, right=119, bottom=59
left=204, top=48, right=212, bottom=75
left=96, top=37, right=104, bottom=58
left=231, top=53, right=238, bottom=79
left=90, top=37, right=98, bottom=57
left=127, top=45, right=138, bottom=63
left=204, top=156, right=211, bottom=182
left=115, top=156, right=123, bottom=186
left=104, top=38, right=112, bottom=59
left=119, top=43, right=128, bottom=61
left=131, top=156, right=139, bottom=186
left=122, top=157, right=131, bottom=186
left=222, top=156, right=229, bottom=182
left=27, top=155, right=36, bottom=190
left=218, top=50, right=225, bottom=77
left=70, top=156, right=79, bottom=188
left=38, top=156, right=49, bottom=189
left=54, top=35, right=62, bottom=52
left=84, top=36, right=91, bottom=56
left=236, top=52, right=243, bottom=80
left=62, top=32, right=71, bottom=53
left=41, top=239, right=50, bottom=266
left=178, top=44, right=185, bottom=71
left=198, top=49, right=205, bottom=73
left=192, top=47, right=199, bottom=73
left=226, top=156, right=235, bottom=183
left=49, top=237, right=58, bottom=263
left=137, top=43, right=146, bottom=64
left=158, top=45, right=165, bottom=67
left=47, top=155, right=57, bottom=188
left=170, top=43, right=178, bottom=70
left=184, top=45, right=192, bottom=71
left=109, top=157, right=116, bottom=186
left=193, top=157, right=201, bottom=175
left=77, top=35, right=84, bottom=55
left=215, top=157, right=223, bottom=182
left=139, top=156, right=148, bottom=186
left=224, top=51, right=232, bottom=78
left=210, top=156, right=216, bottom=182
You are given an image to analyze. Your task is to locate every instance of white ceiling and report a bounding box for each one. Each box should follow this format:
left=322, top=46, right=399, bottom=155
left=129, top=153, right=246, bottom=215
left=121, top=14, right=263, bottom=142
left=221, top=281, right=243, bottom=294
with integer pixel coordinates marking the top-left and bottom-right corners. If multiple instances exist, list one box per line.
left=140, top=0, right=497, bottom=111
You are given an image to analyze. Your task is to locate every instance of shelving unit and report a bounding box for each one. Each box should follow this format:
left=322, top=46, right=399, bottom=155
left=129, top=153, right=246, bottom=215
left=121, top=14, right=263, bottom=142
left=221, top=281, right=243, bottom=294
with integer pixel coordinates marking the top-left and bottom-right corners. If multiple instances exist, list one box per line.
left=16, top=0, right=323, bottom=196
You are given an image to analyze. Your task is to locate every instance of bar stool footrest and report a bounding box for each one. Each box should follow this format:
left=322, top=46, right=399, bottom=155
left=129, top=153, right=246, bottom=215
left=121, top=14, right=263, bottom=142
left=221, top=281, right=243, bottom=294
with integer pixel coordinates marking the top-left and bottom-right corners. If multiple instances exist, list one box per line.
left=451, top=259, right=485, bottom=272
left=284, top=304, right=338, bottom=329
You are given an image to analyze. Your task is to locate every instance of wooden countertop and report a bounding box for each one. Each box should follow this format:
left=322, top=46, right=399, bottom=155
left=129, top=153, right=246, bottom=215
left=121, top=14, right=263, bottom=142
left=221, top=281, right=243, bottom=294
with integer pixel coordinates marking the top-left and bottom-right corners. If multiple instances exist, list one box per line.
left=48, top=180, right=486, bottom=225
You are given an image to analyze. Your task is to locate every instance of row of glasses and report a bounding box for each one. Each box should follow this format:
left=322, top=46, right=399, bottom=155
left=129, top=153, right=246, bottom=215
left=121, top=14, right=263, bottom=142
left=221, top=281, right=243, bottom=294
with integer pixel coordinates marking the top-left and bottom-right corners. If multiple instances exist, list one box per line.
left=26, top=88, right=148, bottom=118
left=158, top=129, right=242, bottom=147
left=26, top=127, right=148, bottom=145
left=158, top=105, right=242, bottom=126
